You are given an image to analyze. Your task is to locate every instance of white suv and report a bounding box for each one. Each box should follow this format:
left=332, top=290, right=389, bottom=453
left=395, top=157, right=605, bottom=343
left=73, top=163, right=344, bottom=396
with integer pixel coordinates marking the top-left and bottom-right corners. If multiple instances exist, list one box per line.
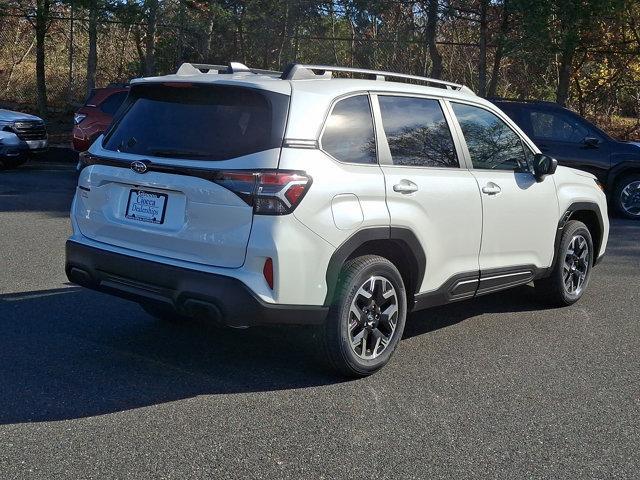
left=66, top=63, right=609, bottom=377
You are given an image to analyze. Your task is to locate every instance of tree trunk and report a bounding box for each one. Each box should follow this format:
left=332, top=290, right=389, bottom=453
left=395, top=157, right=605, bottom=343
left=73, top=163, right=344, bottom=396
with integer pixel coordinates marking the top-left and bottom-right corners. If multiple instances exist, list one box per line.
left=277, top=2, right=290, bottom=67
left=488, top=1, right=509, bottom=98
left=35, top=0, right=50, bottom=118
left=144, top=0, right=158, bottom=76
left=556, top=43, right=575, bottom=106
left=67, top=0, right=75, bottom=103
left=86, top=0, right=98, bottom=97
left=176, top=0, right=186, bottom=64
left=236, top=3, right=246, bottom=63
left=487, top=1, right=509, bottom=98
left=330, top=2, right=339, bottom=64
left=117, top=25, right=132, bottom=79
left=203, top=0, right=216, bottom=62
left=426, top=0, right=442, bottom=79
left=133, top=26, right=146, bottom=76
left=478, top=0, right=488, bottom=96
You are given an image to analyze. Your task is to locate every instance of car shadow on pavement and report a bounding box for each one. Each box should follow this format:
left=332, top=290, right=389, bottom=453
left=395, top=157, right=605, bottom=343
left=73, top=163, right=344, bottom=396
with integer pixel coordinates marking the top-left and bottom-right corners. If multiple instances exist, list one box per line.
left=404, top=284, right=546, bottom=339
left=0, top=282, right=546, bottom=425
left=0, top=286, right=340, bottom=425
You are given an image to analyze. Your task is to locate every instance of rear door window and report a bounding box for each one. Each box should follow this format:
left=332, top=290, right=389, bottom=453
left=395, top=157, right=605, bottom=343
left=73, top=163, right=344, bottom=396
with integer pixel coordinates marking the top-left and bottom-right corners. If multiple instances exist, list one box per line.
left=378, top=96, right=458, bottom=168
left=103, top=84, right=289, bottom=160
left=321, top=95, right=377, bottom=164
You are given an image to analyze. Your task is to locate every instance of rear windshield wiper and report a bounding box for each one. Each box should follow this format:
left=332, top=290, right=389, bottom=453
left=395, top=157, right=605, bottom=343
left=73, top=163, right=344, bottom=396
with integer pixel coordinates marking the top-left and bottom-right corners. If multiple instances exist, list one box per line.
left=148, top=149, right=211, bottom=159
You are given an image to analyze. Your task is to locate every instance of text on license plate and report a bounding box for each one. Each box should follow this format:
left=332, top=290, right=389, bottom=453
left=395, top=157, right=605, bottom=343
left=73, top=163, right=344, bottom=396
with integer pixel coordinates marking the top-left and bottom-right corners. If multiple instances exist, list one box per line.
left=125, top=189, right=168, bottom=224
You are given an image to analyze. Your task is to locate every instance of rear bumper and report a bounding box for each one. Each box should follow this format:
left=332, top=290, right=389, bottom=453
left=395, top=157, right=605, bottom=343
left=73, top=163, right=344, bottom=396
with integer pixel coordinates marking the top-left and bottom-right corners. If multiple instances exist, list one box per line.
left=65, top=240, right=328, bottom=327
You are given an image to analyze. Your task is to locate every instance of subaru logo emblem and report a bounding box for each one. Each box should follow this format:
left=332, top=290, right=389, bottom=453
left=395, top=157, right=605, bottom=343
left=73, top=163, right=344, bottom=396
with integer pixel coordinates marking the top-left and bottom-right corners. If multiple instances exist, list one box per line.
left=131, top=161, right=148, bottom=174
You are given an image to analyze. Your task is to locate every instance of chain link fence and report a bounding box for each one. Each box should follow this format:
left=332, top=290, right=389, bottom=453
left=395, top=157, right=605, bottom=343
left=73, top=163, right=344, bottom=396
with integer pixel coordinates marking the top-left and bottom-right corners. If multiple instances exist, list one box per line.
left=0, top=8, right=482, bottom=113
left=1, top=13, right=143, bottom=109
left=2, top=6, right=637, bottom=141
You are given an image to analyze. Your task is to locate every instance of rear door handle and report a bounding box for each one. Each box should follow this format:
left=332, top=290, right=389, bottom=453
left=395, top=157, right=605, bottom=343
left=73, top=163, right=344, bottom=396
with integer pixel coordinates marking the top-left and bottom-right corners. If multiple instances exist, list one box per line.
left=393, top=180, right=418, bottom=194
left=481, top=182, right=502, bottom=195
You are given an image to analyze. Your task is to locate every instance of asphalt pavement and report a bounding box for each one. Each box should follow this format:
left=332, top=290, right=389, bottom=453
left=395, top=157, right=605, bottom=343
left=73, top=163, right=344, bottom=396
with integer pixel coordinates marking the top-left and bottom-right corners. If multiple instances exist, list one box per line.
left=1, top=159, right=638, bottom=479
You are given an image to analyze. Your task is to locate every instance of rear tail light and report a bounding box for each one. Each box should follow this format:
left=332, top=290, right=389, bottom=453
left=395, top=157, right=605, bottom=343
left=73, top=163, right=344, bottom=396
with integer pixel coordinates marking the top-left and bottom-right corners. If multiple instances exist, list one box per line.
left=78, top=151, right=99, bottom=169
left=214, top=170, right=312, bottom=215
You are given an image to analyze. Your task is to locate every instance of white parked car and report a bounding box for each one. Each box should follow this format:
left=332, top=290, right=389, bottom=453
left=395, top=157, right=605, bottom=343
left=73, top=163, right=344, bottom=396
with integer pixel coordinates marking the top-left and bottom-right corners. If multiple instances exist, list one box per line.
left=66, top=63, right=609, bottom=377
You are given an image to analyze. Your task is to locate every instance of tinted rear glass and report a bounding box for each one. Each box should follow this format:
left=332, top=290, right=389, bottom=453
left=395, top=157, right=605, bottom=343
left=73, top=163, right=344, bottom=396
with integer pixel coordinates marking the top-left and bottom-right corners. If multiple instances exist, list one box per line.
left=321, top=95, right=377, bottom=164
left=100, top=91, right=128, bottom=116
left=103, top=84, right=289, bottom=160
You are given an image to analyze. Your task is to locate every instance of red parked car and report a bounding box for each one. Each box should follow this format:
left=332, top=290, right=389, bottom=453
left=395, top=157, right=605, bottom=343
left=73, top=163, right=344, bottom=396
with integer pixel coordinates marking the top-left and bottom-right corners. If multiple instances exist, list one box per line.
left=72, top=85, right=129, bottom=151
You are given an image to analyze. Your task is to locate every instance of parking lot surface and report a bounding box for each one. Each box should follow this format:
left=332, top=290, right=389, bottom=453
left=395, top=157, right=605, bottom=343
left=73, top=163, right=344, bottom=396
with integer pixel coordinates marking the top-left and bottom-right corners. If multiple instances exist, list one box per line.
left=1, top=160, right=639, bottom=479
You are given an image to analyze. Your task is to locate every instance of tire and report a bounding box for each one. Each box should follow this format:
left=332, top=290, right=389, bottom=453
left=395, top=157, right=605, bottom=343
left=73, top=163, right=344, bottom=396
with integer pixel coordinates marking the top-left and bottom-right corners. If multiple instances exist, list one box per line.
left=535, top=220, right=594, bottom=307
left=614, top=174, right=640, bottom=220
left=139, top=302, right=189, bottom=323
left=321, top=255, right=407, bottom=378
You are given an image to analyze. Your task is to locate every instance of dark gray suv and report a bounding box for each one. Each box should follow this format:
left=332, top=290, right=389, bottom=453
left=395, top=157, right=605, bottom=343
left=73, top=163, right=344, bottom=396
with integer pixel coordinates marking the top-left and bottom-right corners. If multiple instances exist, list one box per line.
left=492, top=99, right=640, bottom=220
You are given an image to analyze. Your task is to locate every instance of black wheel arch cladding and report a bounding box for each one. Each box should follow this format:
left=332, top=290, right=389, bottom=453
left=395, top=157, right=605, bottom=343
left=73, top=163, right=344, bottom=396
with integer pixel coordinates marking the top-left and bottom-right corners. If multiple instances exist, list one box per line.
left=323, top=227, right=426, bottom=307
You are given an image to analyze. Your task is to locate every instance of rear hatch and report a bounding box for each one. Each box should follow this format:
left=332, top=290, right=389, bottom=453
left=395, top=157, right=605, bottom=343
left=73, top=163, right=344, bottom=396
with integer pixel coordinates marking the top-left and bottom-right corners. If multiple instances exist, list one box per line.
left=74, top=80, right=290, bottom=268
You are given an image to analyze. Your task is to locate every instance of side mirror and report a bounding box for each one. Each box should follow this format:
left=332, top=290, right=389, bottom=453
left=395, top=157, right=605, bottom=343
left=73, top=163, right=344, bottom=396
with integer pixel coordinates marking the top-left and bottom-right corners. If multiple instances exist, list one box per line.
left=583, top=136, right=600, bottom=148
left=532, top=153, right=558, bottom=182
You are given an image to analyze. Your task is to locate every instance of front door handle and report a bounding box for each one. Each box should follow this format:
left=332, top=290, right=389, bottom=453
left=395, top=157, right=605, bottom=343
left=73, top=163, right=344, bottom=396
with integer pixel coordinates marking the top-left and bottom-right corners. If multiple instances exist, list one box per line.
left=481, top=182, right=502, bottom=195
left=393, top=180, right=418, bottom=194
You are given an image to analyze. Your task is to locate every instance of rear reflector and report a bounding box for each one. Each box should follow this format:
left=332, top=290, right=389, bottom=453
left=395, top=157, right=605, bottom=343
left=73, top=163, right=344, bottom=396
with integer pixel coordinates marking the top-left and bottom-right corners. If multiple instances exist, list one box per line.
left=263, top=258, right=274, bottom=289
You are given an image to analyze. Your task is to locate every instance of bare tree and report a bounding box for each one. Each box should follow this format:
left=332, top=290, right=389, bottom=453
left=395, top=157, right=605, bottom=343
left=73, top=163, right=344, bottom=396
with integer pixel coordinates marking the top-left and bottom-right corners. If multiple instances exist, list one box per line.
left=426, top=0, right=443, bottom=78
left=33, top=0, right=51, bottom=117
left=477, top=0, right=488, bottom=96
left=86, top=0, right=98, bottom=96
left=12, top=0, right=54, bottom=116
left=487, top=0, right=510, bottom=98
left=144, top=0, right=158, bottom=76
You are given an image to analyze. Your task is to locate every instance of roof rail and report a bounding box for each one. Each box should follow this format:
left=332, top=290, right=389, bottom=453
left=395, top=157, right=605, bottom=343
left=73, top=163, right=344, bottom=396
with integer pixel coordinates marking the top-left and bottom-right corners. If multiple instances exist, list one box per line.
left=176, top=62, right=281, bottom=77
left=281, top=64, right=475, bottom=95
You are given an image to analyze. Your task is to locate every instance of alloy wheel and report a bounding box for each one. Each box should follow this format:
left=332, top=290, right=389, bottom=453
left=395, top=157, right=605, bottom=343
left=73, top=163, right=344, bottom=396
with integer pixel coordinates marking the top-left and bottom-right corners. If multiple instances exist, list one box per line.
left=620, top=180, right=640, bottom=217
left=348, top=276, right=399, bottom=360
left=563, top=234, right=590, bottom=295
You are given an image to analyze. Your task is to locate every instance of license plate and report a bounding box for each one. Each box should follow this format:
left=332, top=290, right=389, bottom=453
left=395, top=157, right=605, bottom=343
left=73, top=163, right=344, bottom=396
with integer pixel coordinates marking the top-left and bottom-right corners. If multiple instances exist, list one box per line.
left=125, top=189, right=168, bottom=224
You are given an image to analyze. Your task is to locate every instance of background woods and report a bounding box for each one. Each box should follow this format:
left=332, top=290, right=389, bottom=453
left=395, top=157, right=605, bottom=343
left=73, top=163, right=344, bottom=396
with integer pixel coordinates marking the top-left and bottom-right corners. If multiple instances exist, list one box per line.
left=0, top=0, right=639, bottom=139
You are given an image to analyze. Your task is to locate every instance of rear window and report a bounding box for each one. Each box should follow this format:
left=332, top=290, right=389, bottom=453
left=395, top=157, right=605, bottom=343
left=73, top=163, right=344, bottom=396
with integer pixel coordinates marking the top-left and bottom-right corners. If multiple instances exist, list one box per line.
left=100, top=91, right=128, bottom=116
left=321, top=95, right=377, bottom=164
left=103, top=84, right=289, bottom=160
